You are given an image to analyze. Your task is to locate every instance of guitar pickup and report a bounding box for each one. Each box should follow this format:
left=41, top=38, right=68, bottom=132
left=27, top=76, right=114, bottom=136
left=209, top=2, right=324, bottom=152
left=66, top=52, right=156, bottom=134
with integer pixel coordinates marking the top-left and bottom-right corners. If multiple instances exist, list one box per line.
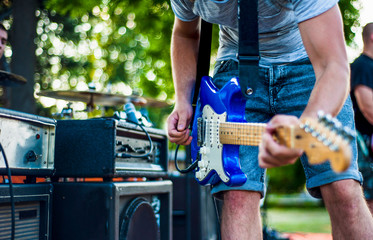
left=197, top=117, right=206, bottom=147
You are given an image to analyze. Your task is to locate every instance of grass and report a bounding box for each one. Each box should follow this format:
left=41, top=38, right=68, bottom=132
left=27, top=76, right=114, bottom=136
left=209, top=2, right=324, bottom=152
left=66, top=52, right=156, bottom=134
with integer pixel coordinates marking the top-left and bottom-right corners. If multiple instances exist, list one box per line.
left=263, top=207, right=331, bottom=233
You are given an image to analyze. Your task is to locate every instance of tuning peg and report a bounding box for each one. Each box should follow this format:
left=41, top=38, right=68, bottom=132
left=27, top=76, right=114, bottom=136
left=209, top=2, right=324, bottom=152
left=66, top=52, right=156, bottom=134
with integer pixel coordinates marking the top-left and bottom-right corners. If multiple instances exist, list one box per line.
left=342, top=126, right=356, bottom=143
left=318, top=111, right=335, bottom=127
left=317, top=133, right=327, bottom=143
left=322, top=138, right=333, bottom=147
left=329, top=143, right=339, bottom=151
left=317, top=111, right=327, bottom=124
left=317, top=110, right=325, bottom=119
left=311, top=130, right=320, bottom=138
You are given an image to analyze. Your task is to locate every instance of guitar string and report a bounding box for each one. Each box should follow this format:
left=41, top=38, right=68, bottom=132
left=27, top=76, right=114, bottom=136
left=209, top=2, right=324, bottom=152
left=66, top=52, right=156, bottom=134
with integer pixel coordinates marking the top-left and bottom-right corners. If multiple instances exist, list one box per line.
left=217, top=122, right=267, bottom=146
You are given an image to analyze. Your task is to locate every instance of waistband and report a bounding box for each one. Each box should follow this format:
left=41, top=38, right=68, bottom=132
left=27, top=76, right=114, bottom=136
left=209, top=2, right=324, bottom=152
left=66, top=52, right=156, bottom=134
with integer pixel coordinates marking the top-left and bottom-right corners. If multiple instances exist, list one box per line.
left=214, top=57, right=312, bottom=74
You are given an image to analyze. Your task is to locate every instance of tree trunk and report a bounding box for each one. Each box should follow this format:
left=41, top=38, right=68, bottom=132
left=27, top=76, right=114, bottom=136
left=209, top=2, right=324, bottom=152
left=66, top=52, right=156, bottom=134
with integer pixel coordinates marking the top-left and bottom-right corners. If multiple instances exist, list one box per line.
left=9, top=0, right=39, bottom=114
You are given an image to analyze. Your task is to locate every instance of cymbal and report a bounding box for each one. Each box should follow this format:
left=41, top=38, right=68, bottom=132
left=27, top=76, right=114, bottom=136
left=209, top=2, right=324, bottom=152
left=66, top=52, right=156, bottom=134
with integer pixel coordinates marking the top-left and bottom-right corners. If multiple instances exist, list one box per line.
left=0, top=70, right=27, bottom=86
left=142, top=96, right=172, bottom=108
left=37, top=90, right=147, bottom=107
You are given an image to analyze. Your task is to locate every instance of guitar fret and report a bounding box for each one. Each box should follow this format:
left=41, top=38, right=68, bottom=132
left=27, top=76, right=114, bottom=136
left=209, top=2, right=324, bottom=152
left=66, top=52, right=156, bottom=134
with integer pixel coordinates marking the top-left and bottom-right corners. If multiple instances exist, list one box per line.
left=219, top=122, right=266, bottom=146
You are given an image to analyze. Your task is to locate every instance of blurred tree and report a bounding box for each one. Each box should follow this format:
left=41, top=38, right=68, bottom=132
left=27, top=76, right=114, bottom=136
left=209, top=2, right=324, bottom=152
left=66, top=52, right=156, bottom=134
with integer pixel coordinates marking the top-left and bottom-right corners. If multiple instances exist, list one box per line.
left=35, top=0, right=175, bottom=125
left=339, top=0, right=361, bottom=46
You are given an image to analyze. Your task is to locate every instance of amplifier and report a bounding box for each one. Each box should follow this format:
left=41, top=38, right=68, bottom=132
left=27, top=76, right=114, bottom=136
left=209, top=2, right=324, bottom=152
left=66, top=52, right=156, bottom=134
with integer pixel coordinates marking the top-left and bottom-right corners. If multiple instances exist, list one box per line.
left=54, top=118, right=168, bottom=178
left=52, top=180, right=172, bottom=240
left=0, top=108, right=56, bottom=176
left=170, top=174, right=219, bottom=240
left=0, top=183, right=52, bottom=240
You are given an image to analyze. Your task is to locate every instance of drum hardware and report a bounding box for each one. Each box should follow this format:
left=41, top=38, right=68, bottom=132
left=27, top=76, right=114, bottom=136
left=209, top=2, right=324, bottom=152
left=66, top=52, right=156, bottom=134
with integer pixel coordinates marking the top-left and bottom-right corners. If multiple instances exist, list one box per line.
left=0, top=70, right=27, bottom=86
left=37, top=90, right=148, bottom=109
left=37, top=89, right=171, bottom=109
left=52, top=102, right=74, bottom=119
left=142, top=96, right=173, bottom=108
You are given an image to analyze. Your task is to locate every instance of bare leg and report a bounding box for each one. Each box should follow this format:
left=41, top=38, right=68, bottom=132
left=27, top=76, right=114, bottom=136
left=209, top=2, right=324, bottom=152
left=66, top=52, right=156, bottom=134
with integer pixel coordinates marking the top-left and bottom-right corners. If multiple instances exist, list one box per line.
left=321, top=179, right=373, bottom=240
left=366, top=200, right=373, bottom=216
left=220, top=190, right=262, bottom=240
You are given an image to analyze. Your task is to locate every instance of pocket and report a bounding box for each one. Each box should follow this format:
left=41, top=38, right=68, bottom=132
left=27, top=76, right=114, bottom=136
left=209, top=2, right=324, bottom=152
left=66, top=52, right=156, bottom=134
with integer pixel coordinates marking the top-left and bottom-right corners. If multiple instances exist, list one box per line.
left=213, top=60, right=231, bottom=76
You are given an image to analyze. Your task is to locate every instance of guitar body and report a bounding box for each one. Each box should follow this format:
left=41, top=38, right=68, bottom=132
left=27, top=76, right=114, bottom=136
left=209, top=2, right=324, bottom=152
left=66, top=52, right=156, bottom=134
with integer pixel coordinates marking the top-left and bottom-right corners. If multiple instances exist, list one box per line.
left=191, top=76, right=248, bottom=186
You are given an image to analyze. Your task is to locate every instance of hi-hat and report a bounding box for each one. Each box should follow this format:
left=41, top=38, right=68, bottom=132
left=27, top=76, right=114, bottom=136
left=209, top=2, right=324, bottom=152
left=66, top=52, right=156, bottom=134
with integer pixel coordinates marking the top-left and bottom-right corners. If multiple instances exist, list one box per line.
left=0, top=70, right=27, bottom=86
left=37, top=90, right=147, bottom=107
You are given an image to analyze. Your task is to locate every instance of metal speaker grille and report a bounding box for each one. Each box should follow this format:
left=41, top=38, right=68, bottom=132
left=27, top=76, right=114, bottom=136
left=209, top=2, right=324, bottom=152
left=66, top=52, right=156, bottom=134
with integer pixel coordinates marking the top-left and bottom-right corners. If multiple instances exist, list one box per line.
left=0, top=202, right=40, bottom=240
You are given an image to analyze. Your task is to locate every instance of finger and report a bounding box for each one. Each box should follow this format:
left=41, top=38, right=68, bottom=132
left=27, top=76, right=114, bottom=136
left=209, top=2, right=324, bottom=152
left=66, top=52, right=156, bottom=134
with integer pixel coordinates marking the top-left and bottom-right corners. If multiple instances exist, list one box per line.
left=267, top=115, right=300, bottom=131
left=177, top=113, right=191, bottom=131
left=167, top=113, right=179, bottom=134
left=169, top=135, right=193, bottom=146
left=169, top=129, right=193, bottom=145
left=259, top=133, right=301, bottom=168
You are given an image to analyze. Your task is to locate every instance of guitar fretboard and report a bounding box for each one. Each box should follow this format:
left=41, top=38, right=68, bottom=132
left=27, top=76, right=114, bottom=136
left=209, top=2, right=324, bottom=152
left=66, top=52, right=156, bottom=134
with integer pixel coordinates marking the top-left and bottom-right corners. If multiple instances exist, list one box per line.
left=219, top=122, right=267, bottom=146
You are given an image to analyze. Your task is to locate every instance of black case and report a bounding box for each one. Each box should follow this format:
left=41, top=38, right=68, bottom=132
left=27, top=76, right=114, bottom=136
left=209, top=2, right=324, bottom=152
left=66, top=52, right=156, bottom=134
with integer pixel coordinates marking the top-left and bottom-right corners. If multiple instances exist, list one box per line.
left=54, top=118, right=168, bottom=178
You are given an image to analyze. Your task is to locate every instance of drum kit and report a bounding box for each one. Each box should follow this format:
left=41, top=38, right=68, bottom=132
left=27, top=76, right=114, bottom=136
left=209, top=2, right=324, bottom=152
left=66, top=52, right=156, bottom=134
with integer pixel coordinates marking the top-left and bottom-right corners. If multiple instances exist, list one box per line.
left=0, top=70, right=171, bottom=122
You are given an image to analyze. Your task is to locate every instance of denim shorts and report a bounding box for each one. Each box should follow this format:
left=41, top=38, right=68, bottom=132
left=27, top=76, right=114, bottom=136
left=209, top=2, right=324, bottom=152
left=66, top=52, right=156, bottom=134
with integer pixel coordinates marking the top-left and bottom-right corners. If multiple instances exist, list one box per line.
left=210, top=59, right=362, bottom=199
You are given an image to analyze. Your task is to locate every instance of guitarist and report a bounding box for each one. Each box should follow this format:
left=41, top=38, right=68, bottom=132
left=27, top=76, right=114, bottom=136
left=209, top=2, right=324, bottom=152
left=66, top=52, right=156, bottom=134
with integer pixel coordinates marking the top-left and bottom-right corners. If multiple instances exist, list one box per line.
left=167, top=0, right=373, bottom=239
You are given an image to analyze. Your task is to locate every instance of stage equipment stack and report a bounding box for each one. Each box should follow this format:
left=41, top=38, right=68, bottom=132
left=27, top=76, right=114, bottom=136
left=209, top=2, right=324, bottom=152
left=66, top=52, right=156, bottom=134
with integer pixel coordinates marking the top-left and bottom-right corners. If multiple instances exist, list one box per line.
left=51, top=117, right=172, bottom=240
left=0, top=107, right=55, bottom=239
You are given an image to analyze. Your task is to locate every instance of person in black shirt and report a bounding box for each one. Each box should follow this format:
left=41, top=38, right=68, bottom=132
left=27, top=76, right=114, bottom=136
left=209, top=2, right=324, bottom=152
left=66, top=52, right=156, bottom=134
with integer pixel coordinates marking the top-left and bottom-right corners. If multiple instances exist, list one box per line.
left=350, top=22, right=373, bottom=213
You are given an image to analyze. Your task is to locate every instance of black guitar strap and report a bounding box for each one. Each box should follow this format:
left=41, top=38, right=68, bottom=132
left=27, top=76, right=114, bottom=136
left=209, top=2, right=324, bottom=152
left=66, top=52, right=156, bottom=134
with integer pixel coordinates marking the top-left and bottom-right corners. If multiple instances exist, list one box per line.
left=191, top=19, right=213, bottom=123
left=238, top=0, right=260, bottom=98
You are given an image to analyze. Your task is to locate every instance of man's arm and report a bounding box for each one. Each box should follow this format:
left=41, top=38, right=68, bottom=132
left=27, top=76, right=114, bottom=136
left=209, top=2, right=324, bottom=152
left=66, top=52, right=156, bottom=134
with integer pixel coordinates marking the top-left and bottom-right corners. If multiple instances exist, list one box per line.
left=167, top=17, right=200, bottom=145
left=298, top=4, right=350, bottom=119
left=354, top=85, right=373, bottom=124
left=259, top=5, right=349, bottom=168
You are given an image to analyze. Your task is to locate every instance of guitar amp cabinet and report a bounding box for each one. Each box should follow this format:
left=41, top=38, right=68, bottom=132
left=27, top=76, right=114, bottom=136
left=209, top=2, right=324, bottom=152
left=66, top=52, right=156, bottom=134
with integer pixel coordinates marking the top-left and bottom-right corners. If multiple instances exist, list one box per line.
left=54, top=118, right=168, bottom=178
left=52, top=180, right=172, bottom=240
left=0, top=183, right=52, bottom=240
left=0, top=108, right=56, bottom=176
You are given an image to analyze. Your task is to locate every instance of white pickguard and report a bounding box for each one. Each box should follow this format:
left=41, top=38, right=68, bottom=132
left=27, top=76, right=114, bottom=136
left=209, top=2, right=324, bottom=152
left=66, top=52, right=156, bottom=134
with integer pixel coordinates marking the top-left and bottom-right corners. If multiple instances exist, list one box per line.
left=195, top=105, right=230, bottom=183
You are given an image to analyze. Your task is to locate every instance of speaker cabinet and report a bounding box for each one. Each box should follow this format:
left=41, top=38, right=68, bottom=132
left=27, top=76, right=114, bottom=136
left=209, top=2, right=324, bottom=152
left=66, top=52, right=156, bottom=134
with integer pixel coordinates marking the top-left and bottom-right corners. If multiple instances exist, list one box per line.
left=170, top=174, right=219, bottom=240
left=52, top=181, right=172, bottom=240
left=0, top=183, right=52, bottom=240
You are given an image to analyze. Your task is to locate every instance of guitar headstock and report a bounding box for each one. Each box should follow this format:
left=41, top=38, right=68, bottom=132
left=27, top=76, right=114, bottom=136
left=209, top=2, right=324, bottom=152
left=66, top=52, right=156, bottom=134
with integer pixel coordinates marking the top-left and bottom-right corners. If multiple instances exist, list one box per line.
left=276, top=111, right=355, bottom=172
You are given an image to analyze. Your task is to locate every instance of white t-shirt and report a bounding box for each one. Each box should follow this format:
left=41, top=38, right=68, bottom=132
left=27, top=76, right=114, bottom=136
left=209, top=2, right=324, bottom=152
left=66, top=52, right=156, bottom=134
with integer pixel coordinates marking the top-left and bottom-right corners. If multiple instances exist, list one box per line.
left=171, top=0, right=338, bottom=65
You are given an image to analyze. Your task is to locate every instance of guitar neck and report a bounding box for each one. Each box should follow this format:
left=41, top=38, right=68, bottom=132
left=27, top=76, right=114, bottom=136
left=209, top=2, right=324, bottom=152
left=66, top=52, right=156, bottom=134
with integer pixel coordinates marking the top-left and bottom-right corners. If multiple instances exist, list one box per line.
left=219, top=122, right=295, bottom=147
left=219, top=122, right=267, bottom=146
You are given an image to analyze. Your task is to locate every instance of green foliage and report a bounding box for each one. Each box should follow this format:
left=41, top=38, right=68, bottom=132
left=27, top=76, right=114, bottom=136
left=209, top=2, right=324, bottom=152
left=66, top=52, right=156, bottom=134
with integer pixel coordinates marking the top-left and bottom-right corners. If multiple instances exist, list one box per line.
left=266, top=208, right=331, bottom=233
left=339, top=0, right=361, bottom=46
left=267, top=160, right=306, bottom=194
left=34, top=0, right=175, bottom=125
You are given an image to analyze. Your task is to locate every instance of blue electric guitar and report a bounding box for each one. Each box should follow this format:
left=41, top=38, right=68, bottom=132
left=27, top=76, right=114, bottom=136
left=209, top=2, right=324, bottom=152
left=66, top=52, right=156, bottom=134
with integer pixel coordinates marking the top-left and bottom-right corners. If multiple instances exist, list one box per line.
left=191, top=76, right=354, bottom=187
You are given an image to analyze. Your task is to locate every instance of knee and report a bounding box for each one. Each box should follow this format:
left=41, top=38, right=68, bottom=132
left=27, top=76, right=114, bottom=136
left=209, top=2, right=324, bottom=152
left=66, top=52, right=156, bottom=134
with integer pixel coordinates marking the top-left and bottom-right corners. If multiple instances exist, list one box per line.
left=222, top=190, right=261, bottom=211
left=321, top=179, right=364, bottom=206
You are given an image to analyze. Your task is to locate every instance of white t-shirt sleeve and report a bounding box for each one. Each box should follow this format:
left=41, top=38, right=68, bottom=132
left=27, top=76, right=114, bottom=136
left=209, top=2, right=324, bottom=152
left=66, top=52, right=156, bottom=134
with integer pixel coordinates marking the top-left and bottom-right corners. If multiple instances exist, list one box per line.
left=292, top=0, right=339, bottom=23
left=170, top=0, right=199, bottom=22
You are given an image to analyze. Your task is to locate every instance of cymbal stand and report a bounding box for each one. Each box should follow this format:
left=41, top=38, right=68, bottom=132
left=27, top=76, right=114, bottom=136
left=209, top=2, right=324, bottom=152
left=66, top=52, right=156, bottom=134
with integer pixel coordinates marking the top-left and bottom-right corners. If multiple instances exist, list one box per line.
left=53, top=102, right=74, bottom=119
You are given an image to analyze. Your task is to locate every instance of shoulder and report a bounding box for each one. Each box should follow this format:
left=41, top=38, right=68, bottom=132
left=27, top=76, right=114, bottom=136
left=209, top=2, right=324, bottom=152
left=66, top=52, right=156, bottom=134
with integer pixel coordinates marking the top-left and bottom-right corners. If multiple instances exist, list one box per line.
left=171, top=0, right=198, bottom=21
left=291, top=0, right=339, bottom=23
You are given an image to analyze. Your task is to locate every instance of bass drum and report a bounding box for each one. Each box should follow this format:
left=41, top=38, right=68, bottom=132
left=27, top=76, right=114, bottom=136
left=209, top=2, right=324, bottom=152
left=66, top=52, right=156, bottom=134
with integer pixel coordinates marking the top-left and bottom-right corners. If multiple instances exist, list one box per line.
left=119, top=197, right=160, bottom=240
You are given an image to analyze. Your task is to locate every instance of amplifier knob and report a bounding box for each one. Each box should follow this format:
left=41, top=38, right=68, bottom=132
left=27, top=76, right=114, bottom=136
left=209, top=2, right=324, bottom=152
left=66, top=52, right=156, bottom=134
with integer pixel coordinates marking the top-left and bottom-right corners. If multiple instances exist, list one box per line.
left=25, top=150, right=37, bottom=162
